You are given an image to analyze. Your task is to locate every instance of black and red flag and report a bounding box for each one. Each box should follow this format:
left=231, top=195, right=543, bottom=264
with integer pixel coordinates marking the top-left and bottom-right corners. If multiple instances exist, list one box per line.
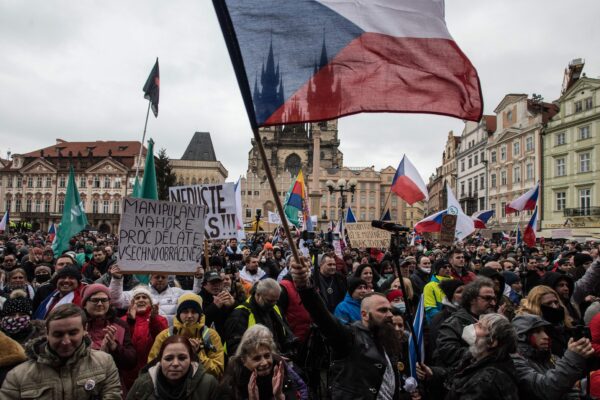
left=143, top=58, right=160, bottom=117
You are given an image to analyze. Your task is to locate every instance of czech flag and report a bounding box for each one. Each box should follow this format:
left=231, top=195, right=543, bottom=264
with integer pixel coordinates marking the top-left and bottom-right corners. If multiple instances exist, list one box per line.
left=472, top=209, right=494, bottom=229
left=48, top=222, right=56, bottom=243
left=391, top=155, right=429, bottom=205
left=381, top=209, right=392, bottom=221
left=506, top=183, right=539, bottom=214
left=213, top=0, right=483, bottom=129
left=414, top=209, right=446, bottom=234
left=523, top=208, right=538, bottom=248
left=346, top=207, right=357, bottom=223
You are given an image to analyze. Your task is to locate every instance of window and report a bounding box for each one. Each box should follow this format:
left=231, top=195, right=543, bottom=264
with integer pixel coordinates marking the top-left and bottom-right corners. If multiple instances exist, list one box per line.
left=93, top=176, right=100, bottom=188
left=391, top=197, right=397, bottom=207
left=246, top=208, right=252, bottom=218
left=360, top=193, right=366, bottom=205
left=15, top=199, right=21, bottom=212
left=26, top=199, right=32, bottom=212
left=114, top=177, right=121, bottom=189
left=479, top=198, right=485, bottom=211
left=474, top=154, right=478, bottom=165
left=556, top=158, right=566, bottom=177
left=490, top=173, right=497, bottom=188
left=6, top=176, right=12, bottom=188
left=501, top=202, right=506, bottom=218
left=369, top=193, right=375, bottom=204
left=44, top=199, right=50, bottom=213
left=16, top=177, right=22, bottom=188
left=513, top=166, right=521, bottom=183
left=501, top=171, right=507, bottom=186
left=507, top=110, right=513, bottom=122
left=491, top=151, right=497, bottom=163
left=468, top=179, right=472, bottom=194
left=36, top=176, right=42, bottom=188
left=360, top=212, right=366, bottom=221
left=45, top=177, right=51, bottom=188
left=490, top=203, right=496, bottom=214
left=473, top=178, right=478, bottom=192
left=579, top=188, right=591, bottom=214
left=468, top=158, right=472, bottom=168
left=461, top=160, right=465, bottom=172
left=80, top=176, right=86, bottom=188
left=481, top=151, right=485, bottom=162
left=59, top=175, right=66, bottom=188
left=92, top=200, right=99, bottom=214
left=579, top=152, right=591, bottom=172
left=102, top=200, right=109, bottom=213
left=254, top=191, right=259, bottom=196
left=58, top=199, right=64, bottom=213
left=579, top=126, right=591, bottom=140
left=556, top=132, right=566, bottom=145
left=113, top=200, right=120, bottom=213
left=513, top=141, right=520, bottom=156
left=556, top=192, right=566, bottom=211
left=27, top=176, right=33, bottom=188
left=585, top=97, right=593, bottom=110
left=500, top=146, right=506, bottom=161
left=526, top=163, right=534, bottom=181
left=104, top=176, right=111, bottom=189
left=5, top=199, right=11, bottom=212
left=461, top=182, right=465, bottom=196
left=480, top=174, right=485, bottom=189
left=526, top=136, right=534, bottom=152
left=575, top=100, right=583, bottom=113
left=35, top=199, right=41, bottom=212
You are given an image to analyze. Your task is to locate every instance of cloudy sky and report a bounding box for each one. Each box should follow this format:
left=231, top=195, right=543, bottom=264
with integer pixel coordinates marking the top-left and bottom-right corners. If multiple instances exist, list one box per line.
left=1, top=0, right=599, bottom=182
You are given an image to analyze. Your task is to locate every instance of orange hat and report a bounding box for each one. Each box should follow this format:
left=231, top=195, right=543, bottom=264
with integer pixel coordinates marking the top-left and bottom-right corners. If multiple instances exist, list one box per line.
left=264, top=242, right=273, bottom=250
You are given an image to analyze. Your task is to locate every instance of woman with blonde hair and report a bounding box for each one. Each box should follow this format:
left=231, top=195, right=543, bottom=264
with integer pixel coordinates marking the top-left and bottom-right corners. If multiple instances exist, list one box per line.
left=518, top=285, right=572, bottom=356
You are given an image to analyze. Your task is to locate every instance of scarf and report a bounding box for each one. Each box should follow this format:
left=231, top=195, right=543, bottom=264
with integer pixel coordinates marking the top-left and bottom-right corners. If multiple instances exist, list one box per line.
left=156, top=367, right=191, bottom=400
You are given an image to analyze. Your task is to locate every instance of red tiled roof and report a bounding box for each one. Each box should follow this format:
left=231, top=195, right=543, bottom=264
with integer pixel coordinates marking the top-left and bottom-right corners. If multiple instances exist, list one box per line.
left=21, top=140, right=145, bottom=158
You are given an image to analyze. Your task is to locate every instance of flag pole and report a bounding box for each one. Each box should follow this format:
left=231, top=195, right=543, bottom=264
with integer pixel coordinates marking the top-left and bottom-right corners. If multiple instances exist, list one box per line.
left=135, top=101, right=152, bottom=179
left=379, top=189, right=393, bottom=220
left=252, top=128, right=302, bottom=263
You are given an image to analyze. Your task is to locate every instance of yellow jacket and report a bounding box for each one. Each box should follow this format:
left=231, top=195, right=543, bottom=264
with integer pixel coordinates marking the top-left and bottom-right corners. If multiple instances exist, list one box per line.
left=423, top=275, right=453, bottom=323
left=147, top=314, right=224, bottom=379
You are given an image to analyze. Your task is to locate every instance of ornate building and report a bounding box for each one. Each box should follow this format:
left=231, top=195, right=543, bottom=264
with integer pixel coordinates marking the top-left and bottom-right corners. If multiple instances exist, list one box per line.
left=426, top=131, right=461, bottom=215
left=171, top=132, right=228, bottom=185
left=0, top=139, right=146, bottom=233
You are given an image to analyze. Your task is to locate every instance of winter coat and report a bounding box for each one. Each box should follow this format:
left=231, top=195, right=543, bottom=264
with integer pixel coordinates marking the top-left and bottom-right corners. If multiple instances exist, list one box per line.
left=297, top=286, right=403, bottom=400
left=410, top=268, right=430, bottom=297
left=147, top=315, right=224, bottom=379
left=109, top=276, right=202, bottom=326
left=85, top=314, right=137, bottom=370
left=95, top=273, right=140, bottom=291
left=82, top=257, right=116, bottom=283
left=432, top=307, right=477, bottom=368
left=279, top=277, right=312, bottom=343
left=573, top=260, right=600, bottom=305
left=0, top=331, right=27, bottom=387
left=238, top=266, right=267, bottom=286
left=423, top=275, right=452, bottom=323
left=428, top=300, right=458, bottom=354
left=32, top=285, right=85, bottom=320
left=0, top=336, right=121, bottom=400
left=126, top=362, right=217, bottom=400
left=199, top=288, right=236, bottom=340
left=333, top=293, right=362, bottom=325
left=449, top=268, right=477, bottom=285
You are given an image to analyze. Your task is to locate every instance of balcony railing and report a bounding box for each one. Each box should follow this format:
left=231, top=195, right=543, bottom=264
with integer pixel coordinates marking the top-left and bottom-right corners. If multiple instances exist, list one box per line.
left=564, top=207, right=600, bottom=217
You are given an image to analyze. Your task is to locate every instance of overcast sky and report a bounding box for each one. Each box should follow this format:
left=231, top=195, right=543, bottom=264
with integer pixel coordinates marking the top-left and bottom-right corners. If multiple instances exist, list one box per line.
left=1, top=0, right=599, bottom=182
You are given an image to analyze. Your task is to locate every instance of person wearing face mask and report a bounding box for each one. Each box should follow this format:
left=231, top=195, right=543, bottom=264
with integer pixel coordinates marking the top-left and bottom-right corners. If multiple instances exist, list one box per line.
left=224, top=278, right=296, bottom=357
left=385, top=289, right=407, bottom=316
left=0, top=290, right=45, bottom=346
left=511, top=313, right=594, bottom=400
left=334, top=278, right=369, bottom=325
left=519, top=285, right=572, bottom=357
left=32, top=265, right=52, bottom=288
left=410, top=255, right=432, bottom=298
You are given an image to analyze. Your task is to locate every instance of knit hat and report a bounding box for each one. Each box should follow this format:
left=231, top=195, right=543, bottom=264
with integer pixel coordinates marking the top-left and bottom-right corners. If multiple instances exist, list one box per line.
left=438, top=279, right=464, bottom=300
left=131, top=285, right=153, bottom=302
left=53, top=265, right=82, bottom=283
left=263, top=242, right=274, bottom=250
left=34, top=265, right=52, bottom=275
left=432, top=259, right=450, bottom=274
left=176, top=293, right=203, bottom=320
left=401, top=256, right=416, bottom=266
left=502, top=271, right=520, bottom=286
left=1, top=290, right=33, bottom=317
left=81, top=283, right=110, bottom=305
left=584, top=302, right=600, bottom=325
left=386, top=289, right=404, bottom=302
left=573, top=253, right=593, bottom=268
left=347, top=277, right=367, bottom=296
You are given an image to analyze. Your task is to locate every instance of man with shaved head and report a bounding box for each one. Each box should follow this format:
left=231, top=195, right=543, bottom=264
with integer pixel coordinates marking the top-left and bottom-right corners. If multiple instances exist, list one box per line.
left=291, top=258, right=409, bottom=399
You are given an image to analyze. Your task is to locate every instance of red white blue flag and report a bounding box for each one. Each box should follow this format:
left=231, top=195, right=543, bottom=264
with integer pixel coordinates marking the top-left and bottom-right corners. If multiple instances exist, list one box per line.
left=523, top=207, right=538, bottom=248
left=213, top=0, right=483, bottom=128
left=391, top=155, right=429, bottom=205
left=48, top=222, right=56, bottom=242
left=506, top=183, right=539, bottom=214
left=471, top=209, right=495, bottom=229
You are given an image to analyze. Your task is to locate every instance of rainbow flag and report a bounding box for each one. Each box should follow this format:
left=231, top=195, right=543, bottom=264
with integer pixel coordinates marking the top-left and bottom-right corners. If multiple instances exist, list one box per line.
left=285, top=170, right=313, bottom=231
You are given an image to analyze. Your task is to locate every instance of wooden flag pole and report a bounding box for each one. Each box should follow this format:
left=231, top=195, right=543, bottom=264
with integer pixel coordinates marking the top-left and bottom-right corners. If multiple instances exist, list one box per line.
left=135, top=101, right=152, bottom=179
left=252, top=128, right=302, bottom=264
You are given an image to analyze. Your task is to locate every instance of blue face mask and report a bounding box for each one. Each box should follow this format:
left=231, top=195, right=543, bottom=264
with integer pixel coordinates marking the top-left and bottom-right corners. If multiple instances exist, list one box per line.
left=393, top=302, right=406, bottom=314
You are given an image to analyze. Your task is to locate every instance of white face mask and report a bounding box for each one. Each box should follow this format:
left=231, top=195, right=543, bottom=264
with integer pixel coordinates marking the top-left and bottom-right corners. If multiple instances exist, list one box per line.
left=419, top=266, right=431, bottom=274
left=461, top=323, right=477, bottom=346
left=393, top=302, right=406, bottom=314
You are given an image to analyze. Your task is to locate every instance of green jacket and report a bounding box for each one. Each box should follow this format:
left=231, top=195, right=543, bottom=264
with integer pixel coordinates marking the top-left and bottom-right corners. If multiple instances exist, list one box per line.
left=0, top=336, right=121, bottom=400
left=126, top=362, right=217, bottom=400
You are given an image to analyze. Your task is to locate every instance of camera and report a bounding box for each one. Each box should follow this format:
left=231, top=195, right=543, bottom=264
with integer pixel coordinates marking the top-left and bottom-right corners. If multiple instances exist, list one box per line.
left=572, top=325, right=591, bottom=341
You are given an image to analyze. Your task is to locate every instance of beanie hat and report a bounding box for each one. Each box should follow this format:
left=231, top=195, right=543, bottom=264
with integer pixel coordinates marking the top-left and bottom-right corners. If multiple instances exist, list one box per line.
left=81, top=283, right=110, bottom=305
left=347, top=277, right=367, bottom=296
left=34, top=265, right=53, bottom=275
left=1, top=291, right=33, bottom=317
left=573, top=253, right=593, bottom=268
left=432, top=259, right=450, bottom=274
left=263, top=242, right=274, bottom=250
left=131, top=285, right=153, bottom=302
left=176, top=293, right=203, bottom=320
left=386, top=289, right=404, bottom=303
left=502, top=271, right=520, bottom=286
left=438, top=279, right=463, bottom=300
left=52, top=265, right=82, bottom=283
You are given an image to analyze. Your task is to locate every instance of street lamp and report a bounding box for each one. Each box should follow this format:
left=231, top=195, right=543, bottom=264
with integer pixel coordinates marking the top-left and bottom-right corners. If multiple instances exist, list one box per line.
left=326, top=178, right=357, bottom=221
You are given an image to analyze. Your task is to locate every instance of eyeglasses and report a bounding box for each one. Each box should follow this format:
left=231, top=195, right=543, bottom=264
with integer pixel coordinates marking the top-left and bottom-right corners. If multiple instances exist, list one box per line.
left=478, top=295, right=497, bottom=303
left=88, top=298, right=109, bottom=304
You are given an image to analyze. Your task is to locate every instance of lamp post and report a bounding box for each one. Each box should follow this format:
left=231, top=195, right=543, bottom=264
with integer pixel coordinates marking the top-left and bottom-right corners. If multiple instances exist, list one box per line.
left=326, top=178, right=357, bottom=222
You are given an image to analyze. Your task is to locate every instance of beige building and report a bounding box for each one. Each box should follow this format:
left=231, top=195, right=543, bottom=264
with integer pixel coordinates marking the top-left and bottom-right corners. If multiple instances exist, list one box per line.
left=426, top=131, right=461, bottom=215
left=541, top=61, right=600, bottom=239
left=486, top=94, right=558, bottom=231
left=0, top=139, right=146, bottom=233
left=171, top=132, right=228, bottom=185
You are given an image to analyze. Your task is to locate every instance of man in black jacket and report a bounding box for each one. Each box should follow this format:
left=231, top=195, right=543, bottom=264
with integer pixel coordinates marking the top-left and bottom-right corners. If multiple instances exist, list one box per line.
left=291, top=258, right=412, bottom=400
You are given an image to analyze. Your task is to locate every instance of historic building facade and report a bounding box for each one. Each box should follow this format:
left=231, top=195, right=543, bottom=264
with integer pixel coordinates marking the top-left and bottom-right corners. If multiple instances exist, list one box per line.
left=0, top=139, right=146, bottom=233
left=541, top=64, right=600, bottom=239
left=171, top=132, right=228, bottom=185
left=426, top=132, right=461, bottom=215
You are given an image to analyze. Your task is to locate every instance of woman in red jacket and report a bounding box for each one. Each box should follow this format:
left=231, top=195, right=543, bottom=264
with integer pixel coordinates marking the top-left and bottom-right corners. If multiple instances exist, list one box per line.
left=121, top=285, right=168, bottom=390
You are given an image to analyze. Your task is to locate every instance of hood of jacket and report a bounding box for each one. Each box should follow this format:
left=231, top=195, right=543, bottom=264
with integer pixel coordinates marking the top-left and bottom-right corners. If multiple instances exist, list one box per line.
left=541, top=272, right=574, bottom=296
left=511, top=313, right=552, bottom=342
left=172, top=313, right=207, bottom=337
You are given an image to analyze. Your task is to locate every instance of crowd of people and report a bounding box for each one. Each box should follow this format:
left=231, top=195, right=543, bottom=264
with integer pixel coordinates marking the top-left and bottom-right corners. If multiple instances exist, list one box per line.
left=0, top=229, right=599, bottom=399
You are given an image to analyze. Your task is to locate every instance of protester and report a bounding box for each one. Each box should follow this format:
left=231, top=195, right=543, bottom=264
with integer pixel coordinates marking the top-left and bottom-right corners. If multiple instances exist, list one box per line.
left=0, top=290, right=45, bottom=345
left=423, top=259, right=454, bottom=322
left=0, top=303, right=121, bottom=399
left=217, top=324, right=308, bottom=399
left=410, top=255, right=432, bottom=297
left=199, top=270, right=236, bottom=339
left=278, top=256, right=313, bottom=344
left=2, top=268, right=34, bottom=299
left=32, top=265, right=85, bottom=320
left=314, top=254, right=347, bottom=312
left=127, top=335, right=218, bottom=400
left=31, top=253, right=76, bottom=312
left=429, top=279, right=464, bottom=351
left=334, top=277, right=368, bottom=324
left=448, top=248, right=477, bottom=284
left=239, top=255, right=267, bottom=286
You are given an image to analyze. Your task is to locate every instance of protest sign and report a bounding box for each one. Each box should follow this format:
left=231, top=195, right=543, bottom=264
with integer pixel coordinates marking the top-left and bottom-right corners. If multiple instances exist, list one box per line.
left=168, top=183, right=236, bottom=239
left=268, top=211, right=283, bottom=225
left=346, top=222, right=391, bottom=248
left=118, top=197, right=206, bottom=273
left=439, top=214, right=457, bottom=246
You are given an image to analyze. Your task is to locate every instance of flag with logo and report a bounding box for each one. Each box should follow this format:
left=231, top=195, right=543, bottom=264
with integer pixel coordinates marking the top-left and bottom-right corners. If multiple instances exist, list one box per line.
left=143, top=58, right=160, bottom=118
left=52, top=166, right=88, bottom=256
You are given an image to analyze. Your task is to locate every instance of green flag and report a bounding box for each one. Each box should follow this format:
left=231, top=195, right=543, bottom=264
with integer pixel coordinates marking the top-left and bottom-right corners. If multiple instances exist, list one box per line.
left=52, top=166, right=88, bottom=256
left=284, top=179, right=300, bottom=227
left=139, top=139, right=158, bottom=200
left=132, top=176, right=141, bottom=197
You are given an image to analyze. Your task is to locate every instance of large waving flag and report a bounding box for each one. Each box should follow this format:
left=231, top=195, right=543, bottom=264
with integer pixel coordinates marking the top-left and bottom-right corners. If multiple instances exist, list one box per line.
left=391, top=155, right=429, bottom=205
left=213, top=0, right=483, bottom=129
left=52, top=166, right=88, bottom=256
left=285, top=170, right=313, bottom=230
left=409, top=294, right=425, bottom=379
left=472, top=209, right=495, bottom=229
left=506, top=183, right=539, bottom=214
left=143, top=58, right=160, bottom=118
left=523, top=208, right=538, bottom=248
left=414, top=209, right=445, bottom=234
left=0, top=211, right=8, bottom=232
